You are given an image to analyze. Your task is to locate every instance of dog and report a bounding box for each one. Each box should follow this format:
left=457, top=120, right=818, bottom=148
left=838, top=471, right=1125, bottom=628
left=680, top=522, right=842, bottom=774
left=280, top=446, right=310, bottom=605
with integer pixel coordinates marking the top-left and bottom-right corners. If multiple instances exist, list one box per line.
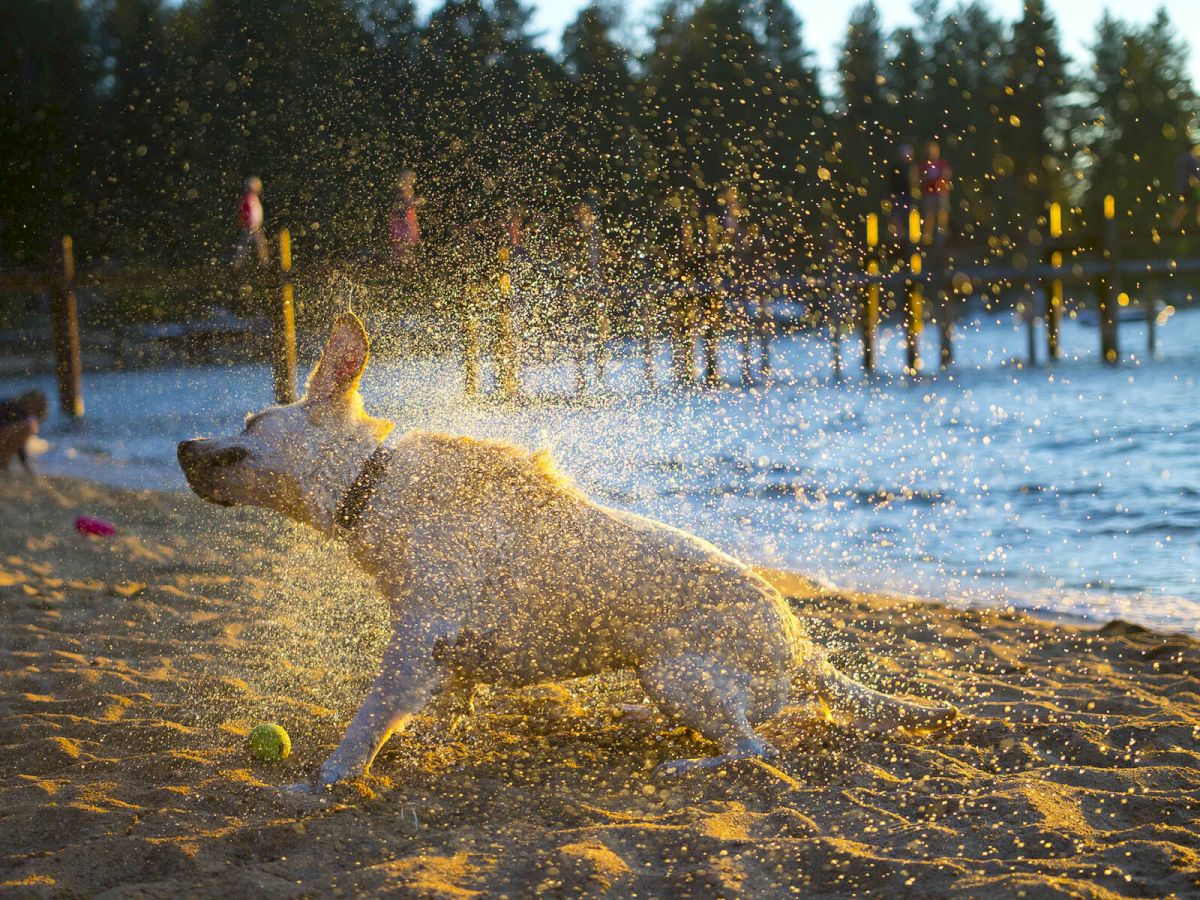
left=0, top=389, right=48, bottom=473
left=178, top=313, right=956, bottom=791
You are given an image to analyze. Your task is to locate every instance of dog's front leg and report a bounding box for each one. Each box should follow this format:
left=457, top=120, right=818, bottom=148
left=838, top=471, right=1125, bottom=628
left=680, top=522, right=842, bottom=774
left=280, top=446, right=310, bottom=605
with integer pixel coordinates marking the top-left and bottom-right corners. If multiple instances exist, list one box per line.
left=314, top=618, right=451, bottom=789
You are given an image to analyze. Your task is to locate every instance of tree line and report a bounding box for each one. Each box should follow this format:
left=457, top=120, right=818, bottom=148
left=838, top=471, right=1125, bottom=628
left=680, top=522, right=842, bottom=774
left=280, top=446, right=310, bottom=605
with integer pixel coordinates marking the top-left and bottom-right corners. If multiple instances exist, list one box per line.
left=2, top=0, right=1197, bottom=276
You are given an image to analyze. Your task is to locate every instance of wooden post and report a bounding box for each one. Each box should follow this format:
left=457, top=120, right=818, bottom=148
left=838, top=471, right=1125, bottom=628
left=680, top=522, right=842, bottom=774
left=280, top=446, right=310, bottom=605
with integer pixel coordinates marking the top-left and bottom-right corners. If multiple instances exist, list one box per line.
left=1146, top=281, right=1158, bottom=358
left=937, top=285, right=953, bottom=369
left=1099, top=194, right=1120, bottom=364
left=1046, top=201, right=1063, bottom=361
left=51, top=236, right=84, bottom=417
left=931, top=233, right=952, bottom=369
left=495, top=246, right=519, bottom=399
left=1024, top=298, right=1037, bottom=366
left=671, top=289, right=696, bottom=387
left=904, top=208, right=923, bottom=375
left=643, top=306, right=657, bottom=389
left=862, top=213, right=880, bottom=373
left=702, top=214, right=722, bottom=389
left=463, top=286, right=481, bottom=397
left=830, top=320, right=843, bottom=381
left=272, top=228, right=298, bottom=404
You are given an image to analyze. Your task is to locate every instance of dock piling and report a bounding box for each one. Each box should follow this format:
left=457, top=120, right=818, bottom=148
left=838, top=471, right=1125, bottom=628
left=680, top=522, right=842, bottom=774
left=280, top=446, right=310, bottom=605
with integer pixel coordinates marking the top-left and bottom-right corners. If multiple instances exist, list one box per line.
left=1099, top=195, right=1121, bottom=364
left=1046, top=202, right=1063, bottom=361
left=272, top=228, right=298, bottom=404
left=861, top=213, right=880, bottom=373
left=904, top=209, right=923, bottom=375
left=495, top=246, right=519, bottom=399
left=51, top=235, right=84, bottom=418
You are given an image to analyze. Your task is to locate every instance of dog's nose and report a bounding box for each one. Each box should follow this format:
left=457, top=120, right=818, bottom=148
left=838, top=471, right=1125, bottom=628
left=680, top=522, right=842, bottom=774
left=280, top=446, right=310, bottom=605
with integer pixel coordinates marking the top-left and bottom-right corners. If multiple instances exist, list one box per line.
left=175, top=441, right=208, bottom=468
left=177, top=439, right=203, bottom=464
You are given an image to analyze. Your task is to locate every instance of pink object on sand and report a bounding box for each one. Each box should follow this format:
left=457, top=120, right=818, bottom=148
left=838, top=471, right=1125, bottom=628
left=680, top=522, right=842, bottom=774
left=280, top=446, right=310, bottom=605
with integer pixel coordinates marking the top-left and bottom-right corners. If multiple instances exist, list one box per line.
left=75, top=515, right=116, bottom=537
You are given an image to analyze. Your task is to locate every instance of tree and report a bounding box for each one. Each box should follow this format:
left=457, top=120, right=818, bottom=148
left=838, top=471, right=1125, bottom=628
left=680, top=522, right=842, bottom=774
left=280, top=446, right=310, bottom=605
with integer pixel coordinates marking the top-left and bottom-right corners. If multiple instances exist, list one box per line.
left=1081, top=10, right=1198, bottom=243
left=1001, top=0, right=1070, bottom=225
left=561, top=2, right=640, bottom=211
left=0, top=0, right=99, bottom=263
left=93, top=0, right=174, bottom=257
left=837, top=2, right=890, bottom=215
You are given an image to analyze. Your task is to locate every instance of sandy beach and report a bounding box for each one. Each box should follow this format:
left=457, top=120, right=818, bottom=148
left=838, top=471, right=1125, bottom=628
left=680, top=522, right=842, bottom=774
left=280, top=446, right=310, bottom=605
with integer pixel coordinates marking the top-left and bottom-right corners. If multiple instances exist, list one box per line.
left=2, top=473, right=1198, bottom=897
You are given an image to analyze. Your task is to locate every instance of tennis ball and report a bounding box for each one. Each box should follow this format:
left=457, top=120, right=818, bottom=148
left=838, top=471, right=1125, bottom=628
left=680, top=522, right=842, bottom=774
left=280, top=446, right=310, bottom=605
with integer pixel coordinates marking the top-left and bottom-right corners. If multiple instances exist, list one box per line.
left=246, top=723, right=291, bottom=762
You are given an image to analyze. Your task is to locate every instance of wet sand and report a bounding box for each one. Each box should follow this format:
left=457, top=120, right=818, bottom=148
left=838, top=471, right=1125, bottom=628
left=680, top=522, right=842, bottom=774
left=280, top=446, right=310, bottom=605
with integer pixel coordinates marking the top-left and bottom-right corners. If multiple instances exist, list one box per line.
left=2, top=474, right=1198, bottom=897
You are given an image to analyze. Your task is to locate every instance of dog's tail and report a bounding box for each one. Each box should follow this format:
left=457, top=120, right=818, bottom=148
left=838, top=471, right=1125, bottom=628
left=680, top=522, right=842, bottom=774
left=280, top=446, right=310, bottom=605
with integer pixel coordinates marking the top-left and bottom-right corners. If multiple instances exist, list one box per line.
left=815, top=661, right=957, bottom=733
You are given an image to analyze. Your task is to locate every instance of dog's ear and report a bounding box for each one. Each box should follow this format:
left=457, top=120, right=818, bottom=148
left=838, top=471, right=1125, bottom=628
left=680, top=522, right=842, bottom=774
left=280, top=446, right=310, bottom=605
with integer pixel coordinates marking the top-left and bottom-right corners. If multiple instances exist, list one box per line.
left=306, top=312, right=369, bottom=403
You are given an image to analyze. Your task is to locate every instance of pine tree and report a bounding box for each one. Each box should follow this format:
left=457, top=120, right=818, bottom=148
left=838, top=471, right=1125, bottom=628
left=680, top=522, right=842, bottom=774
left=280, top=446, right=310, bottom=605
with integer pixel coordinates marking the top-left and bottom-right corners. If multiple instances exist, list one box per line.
left=996, top=0, right=1069, bottom=232
left=0, top=0, right=99, bottom=262
left=561, top=2, right=639, bottom=210
left=94, top=0, right=174, bottom=256
left=1082, top=10, right=1198, bottom=244
left=837, top=2, right=890, bottom=215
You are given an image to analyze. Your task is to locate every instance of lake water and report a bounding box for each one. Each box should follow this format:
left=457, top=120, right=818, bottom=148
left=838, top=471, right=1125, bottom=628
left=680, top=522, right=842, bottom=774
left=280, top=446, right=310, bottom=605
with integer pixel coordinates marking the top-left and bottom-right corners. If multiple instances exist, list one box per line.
left=5, top=307, right=1198, bottom=635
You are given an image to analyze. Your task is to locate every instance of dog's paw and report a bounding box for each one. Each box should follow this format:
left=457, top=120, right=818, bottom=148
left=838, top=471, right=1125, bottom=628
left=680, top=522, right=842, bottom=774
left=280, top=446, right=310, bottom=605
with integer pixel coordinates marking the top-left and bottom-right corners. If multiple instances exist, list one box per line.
left=317, top=761, right=353, bottom=787
left=277, top=780, right=331, bottom=809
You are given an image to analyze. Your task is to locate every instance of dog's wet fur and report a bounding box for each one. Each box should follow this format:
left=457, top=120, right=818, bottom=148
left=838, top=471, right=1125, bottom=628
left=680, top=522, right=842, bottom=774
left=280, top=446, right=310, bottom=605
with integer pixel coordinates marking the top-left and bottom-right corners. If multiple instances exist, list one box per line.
left=179, top=313, right=956, bottom=791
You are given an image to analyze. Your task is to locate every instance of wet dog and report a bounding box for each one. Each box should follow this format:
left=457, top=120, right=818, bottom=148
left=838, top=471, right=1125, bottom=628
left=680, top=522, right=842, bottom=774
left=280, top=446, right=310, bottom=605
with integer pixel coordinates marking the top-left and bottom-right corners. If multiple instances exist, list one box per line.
left=0, top=389, right=48, bottom=473
left=179, top=314, right=956, bottom=790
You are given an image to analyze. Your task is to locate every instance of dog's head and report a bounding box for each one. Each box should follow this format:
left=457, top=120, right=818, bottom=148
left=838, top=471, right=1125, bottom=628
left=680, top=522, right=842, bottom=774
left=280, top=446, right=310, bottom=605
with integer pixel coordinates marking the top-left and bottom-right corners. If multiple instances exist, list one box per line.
left=20, top=390, right=48, bottom=423
left=178, top=313, right=393, bottom=524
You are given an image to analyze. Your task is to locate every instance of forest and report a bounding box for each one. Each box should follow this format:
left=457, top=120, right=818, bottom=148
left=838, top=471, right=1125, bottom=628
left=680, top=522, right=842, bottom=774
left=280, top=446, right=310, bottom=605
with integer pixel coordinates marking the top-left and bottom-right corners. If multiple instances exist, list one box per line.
left=2, top=0, right=1196, bottom=274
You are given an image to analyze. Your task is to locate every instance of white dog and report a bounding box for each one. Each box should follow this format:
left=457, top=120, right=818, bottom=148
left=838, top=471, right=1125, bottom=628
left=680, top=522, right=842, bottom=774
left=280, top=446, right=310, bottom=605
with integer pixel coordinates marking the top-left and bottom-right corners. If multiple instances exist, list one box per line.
left=178, top=313, right=955, bottom=790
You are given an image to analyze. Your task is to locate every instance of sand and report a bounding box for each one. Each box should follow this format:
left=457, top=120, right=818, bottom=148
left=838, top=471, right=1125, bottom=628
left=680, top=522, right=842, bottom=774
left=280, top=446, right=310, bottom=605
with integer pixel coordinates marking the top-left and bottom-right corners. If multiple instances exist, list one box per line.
left=1, top=474, right=1199, bottom=898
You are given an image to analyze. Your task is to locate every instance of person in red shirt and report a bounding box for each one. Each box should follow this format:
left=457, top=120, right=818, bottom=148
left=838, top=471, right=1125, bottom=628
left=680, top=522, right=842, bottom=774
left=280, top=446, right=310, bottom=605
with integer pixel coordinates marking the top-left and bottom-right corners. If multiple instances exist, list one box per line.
left=389, top=169, right=423, bottom=266
left=918, top=141, right=951, bottom=245
left=234, top=176, right=267, bottom=268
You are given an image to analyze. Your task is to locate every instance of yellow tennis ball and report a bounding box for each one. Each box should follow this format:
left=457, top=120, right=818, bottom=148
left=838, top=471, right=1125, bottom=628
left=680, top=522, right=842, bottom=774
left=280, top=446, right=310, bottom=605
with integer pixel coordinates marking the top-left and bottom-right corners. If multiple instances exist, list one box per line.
left=246, top=723, right=291, bottom=762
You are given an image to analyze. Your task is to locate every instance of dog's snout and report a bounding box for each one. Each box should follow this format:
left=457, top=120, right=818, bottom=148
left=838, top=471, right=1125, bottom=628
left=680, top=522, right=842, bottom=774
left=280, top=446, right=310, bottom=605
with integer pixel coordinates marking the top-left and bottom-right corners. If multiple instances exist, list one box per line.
left=177, top=440, right=247, bottom=468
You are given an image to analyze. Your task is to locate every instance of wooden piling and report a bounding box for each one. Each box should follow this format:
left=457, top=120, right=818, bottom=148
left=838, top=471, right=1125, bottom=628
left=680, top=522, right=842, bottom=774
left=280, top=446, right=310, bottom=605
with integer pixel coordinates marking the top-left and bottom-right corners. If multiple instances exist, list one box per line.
left=1145, top=280, right=1159, bottom=358
left=51, top=235, right=84, bottom=418
left=1045, top=202, right=1063, bottom=361
left=904, top=208, right=923, bottom=375
left=1099, top=194, right=1120, bottom=364
left=861, top=213, right=880, bottom=373
left=670, top=289, right=696, bottom=387
left=937, top=284, right=953, bottom=369
left=495, top=246, right=519, bottom=399
left=462, top=287, right=481, bottom=397
left=272, top=228, right=297, bottom=404
left=1024, top=298, right=1037, bottom=366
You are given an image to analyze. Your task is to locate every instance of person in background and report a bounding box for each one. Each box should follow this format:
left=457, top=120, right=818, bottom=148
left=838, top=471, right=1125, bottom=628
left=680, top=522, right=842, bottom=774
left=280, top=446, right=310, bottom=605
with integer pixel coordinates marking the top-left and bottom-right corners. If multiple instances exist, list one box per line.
left=389, top=169, right=423, bottom=264
left=1170, top=143, right=1200, bottom=231
left=234, top=176, right=267, bottom=268
left=918, top=141, right=952, bottom=245
left=888, top=144, right=916, bottom=252
left=569, top=196, right=609, bottom=394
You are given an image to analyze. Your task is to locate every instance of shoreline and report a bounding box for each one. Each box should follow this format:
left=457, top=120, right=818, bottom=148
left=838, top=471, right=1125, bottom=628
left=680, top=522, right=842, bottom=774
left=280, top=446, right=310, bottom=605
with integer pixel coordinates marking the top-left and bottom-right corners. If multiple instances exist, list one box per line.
left=2, top=473, right=1199, bottom=895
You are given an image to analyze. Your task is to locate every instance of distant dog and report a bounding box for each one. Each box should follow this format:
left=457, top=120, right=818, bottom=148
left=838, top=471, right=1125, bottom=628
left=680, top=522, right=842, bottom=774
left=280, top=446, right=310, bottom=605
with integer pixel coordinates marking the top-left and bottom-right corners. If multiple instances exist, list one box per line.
left=0, top=389, right=48, bottom=473
left=179, top=314, right=956, bottom=791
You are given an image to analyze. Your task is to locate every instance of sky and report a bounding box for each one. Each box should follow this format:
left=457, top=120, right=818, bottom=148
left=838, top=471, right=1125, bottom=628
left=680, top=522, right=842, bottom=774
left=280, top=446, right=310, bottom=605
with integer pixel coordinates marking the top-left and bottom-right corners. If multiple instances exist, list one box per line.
left=416, top=0, right=1200, bottom=88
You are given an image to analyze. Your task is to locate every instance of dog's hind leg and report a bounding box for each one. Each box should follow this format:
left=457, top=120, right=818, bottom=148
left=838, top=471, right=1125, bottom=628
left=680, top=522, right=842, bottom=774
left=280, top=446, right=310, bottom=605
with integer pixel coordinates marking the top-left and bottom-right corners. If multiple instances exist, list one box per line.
left=638, top=654, right=784, bottom=777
